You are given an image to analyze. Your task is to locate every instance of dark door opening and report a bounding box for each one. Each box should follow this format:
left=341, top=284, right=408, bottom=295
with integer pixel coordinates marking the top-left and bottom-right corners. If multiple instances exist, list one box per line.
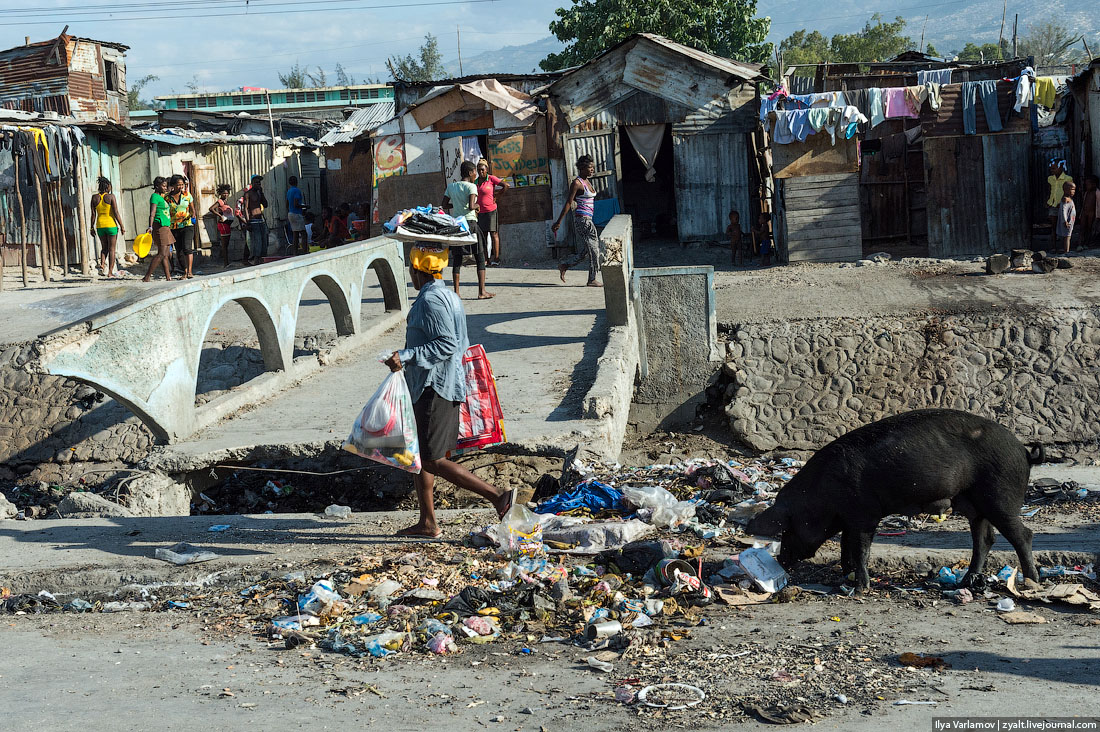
left=618, top=125, right=676, bottom=240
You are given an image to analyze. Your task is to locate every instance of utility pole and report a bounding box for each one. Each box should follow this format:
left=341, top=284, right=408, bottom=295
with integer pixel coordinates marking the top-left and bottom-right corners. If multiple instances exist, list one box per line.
left=998, top=0, right=1007, bottom=51
left=920, top=16, right=928, bottom=53
left=1012, top=14, right=1018, bottom=58
left=266, top=90, right=276, bottom=168
left=457, top=25, right=463, bottom=76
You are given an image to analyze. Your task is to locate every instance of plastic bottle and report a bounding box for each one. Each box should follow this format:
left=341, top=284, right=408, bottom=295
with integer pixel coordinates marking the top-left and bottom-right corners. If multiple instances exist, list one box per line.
left=324, top=505, right=352, bottom=519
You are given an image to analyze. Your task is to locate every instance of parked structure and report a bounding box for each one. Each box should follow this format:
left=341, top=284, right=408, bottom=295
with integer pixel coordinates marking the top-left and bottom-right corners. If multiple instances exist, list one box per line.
left=0, top=32, right=129, bottom=125
left=546, top=34, right=767, bottom=245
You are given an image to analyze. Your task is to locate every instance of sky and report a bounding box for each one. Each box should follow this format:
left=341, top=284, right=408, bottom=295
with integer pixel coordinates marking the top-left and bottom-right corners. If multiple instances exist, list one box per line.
left=0, top=0, right=558, bottom=98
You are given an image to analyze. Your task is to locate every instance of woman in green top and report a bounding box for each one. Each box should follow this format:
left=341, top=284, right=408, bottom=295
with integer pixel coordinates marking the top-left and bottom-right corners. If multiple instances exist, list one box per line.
left=143, top=176, right=174, bottom=282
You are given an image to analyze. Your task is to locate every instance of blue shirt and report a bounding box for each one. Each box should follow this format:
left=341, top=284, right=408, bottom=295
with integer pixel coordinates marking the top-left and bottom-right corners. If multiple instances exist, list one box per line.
left=398, top=278, right=468, bottom=403
left=287, top=186, right=304, bottom=215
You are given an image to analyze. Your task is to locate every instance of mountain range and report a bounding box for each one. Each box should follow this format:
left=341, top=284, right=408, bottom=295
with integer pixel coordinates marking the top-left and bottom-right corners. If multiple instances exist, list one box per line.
left=443, top=0, right=1099, bottom=75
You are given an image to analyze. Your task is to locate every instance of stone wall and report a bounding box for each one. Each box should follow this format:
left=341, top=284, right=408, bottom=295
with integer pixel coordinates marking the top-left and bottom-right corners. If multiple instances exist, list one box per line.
left=0, top=342, right=156, bottom=480
left=722, top=309, right=1100, bottom=456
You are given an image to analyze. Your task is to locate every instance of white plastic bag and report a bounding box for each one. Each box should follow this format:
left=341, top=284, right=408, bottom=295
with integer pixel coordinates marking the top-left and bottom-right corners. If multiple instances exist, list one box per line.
left=495, top=504, right=545, bottom=558
left=343, top=372, right=421, bottom=473
left=621, top=485, right=696, bottom=529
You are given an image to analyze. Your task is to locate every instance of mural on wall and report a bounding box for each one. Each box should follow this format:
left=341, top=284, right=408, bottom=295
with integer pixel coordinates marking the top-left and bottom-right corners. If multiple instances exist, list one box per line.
left=372, top=134, right=406, bottom=223
left=488, top=134, right=548, bottom=187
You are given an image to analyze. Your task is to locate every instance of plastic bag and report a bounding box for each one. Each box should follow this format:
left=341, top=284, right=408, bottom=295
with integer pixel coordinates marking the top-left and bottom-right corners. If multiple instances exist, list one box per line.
left=496, top=504, right=545, bottom=559
left=621, top=485, right=696, bottom=529
left=343, top=371, right=421, bottom=473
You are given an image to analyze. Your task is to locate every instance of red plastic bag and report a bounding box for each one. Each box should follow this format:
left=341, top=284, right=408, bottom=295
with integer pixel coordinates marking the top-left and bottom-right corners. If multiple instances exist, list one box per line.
left=454, top=344, right=505, bottom=454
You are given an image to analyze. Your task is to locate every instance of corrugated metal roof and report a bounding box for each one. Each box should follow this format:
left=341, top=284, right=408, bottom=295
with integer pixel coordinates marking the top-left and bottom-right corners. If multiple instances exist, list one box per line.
left=317, top=102, right=395, bottom=145
left=137, top=128, right=319, bottom=147
left=635, top=34, right=766, bottom=82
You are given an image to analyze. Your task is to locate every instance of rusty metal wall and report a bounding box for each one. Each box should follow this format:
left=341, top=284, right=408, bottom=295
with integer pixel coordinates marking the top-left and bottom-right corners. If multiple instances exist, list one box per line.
left=925, top=135, right=988, bottom=256
left=983, top=132, right=1030, bottom=251
left=325, top=141, right=374, bottom=208
left=672, top=130, right=750, bottom=240
left=563, top=129, right=619, bottom=201
left=920, top=81, right=1029, bottom=138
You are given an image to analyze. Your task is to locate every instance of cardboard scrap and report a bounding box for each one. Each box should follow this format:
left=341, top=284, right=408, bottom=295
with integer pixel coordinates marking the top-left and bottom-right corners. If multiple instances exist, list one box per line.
left=898, top=652, right=950, bottom=670
left=714, top=584, right=772, bottom=607
left=1000, top=611, right=1048, bottom=625
left=1017, top=583, right=1100, bottom=612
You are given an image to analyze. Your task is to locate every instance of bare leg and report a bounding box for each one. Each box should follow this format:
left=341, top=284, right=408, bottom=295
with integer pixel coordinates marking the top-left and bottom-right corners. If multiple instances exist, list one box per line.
left=452, top=270, right=461, bottom=296
left=185, top=253, right=194, bottom=278
left=491, top=230, right=501, bottom=263
left=106, top=234, right=117, bottom=276
left=396, top=457, right=509, bottom=538
left=477, top=269, right=494, bottom=299
left=220, top=235, right=230, bottom=267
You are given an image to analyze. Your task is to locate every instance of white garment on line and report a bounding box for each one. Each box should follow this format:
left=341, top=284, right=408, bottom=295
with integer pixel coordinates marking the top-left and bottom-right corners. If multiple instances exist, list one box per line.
left=623, top=124, right=667, bottom=183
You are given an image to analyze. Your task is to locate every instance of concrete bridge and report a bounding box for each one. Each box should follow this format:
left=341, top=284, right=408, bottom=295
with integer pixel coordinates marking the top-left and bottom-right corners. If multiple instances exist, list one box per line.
left=29, top=237, right=407, bottom=443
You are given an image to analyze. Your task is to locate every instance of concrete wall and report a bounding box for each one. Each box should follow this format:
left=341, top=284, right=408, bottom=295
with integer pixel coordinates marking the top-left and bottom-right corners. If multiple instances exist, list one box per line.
left=721, top=309, right=1100, bottom=457
left=631, top=266, right=720, bottom=430
left=0, top=342, right=155, bottom=482
left=499, top=221, right=551, bottom=263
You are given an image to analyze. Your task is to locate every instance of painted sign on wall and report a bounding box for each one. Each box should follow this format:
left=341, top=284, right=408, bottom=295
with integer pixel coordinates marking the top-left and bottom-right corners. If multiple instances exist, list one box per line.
left=372, top=134, right=407, bottom=222
left=488, top=134, right=548, bottom=181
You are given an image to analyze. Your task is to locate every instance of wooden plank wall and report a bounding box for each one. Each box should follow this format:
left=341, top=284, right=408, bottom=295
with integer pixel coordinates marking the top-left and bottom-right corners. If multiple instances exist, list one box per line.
left=782, top=173, right=862, bottom=262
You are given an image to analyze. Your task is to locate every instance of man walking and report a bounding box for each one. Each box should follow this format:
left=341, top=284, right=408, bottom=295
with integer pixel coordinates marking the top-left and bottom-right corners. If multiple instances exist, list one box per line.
left=245, top=175, right=269, bottom=264
left=385, top=245, right=512, bottom=538
left=287, top=175, right=307, bottom=255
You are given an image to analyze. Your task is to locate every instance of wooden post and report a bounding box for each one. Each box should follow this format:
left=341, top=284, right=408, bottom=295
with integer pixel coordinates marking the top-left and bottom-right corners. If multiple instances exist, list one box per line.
left=13, top=155, right=27, bottom=286
left=74, top=151, right=91, bottom=277
left=55, top=180, right=70, bottom=275
left=0, top=194, right=6, bottom=292
left=32, top=172, right=49, bottom=282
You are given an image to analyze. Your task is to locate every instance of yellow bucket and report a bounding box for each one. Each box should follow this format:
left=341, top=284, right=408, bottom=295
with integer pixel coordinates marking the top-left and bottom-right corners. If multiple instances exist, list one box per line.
left=133, top=232, right=153, bottom=258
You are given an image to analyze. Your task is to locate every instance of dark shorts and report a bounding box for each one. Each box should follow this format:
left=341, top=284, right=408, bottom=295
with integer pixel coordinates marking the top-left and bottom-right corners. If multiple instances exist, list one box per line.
left=173, top=226, right=195, bottom=255
left=413, top=387, right=461, bottom=462
left=452, top=220, right=487, bottom=273
left=152, top=222, right=173, bottom=250
left=477, top=209, right=498, bottom=233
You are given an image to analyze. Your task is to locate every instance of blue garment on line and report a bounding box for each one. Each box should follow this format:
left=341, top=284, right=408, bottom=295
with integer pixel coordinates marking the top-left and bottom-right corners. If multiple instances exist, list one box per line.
left=961, top=80, right=1003, bottom=135
left=536, top=480, right=624, bottom=515
left=917, top=68, right=952, bottom=85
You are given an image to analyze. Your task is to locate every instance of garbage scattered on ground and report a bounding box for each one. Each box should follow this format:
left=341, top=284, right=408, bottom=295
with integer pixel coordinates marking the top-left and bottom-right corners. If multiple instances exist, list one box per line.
left=153, top=542, right=220, bottom=565
left=5, top=452, right=1100, bottom=725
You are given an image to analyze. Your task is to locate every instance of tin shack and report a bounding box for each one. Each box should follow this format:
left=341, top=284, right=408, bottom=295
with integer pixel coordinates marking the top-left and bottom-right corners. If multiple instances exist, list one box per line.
left=0, top=32, right=129, bottom=125
left=545, top=33, right=767, bottom=246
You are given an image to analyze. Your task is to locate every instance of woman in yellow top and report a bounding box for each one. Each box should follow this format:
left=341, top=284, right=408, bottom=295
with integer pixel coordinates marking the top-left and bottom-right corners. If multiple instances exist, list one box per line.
left=90, top=177, right=125, bottom=278
left=167, top=174, right=197, bottom=278
left=1046, top=159, right=1073, bottom=249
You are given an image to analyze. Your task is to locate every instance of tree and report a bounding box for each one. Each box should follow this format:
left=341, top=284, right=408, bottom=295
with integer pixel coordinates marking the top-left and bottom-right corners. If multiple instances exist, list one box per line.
left=1019, top=20, right=1085, bottom=66
left=386, top=33, right=445, bottom=82
left=335, top=63, right=355, bottom=86
left=279, top=62, right=308, bottom=88
left=829, top=15, right=914, bottom=64
left=957, top=42, right=1004, bottom=63
left=539, top=0, right=771, bottom=71
left=127, top=73, right=159, bottom=110
left=776, top=14, right=917, bottom=74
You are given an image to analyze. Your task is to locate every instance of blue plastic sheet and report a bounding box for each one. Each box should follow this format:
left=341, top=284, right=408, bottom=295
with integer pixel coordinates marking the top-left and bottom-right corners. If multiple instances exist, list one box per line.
left=536, top=480, right=624, bottom=515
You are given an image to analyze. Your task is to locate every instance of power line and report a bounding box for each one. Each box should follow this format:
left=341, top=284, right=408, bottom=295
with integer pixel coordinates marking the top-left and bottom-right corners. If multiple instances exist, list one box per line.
left=0, top=0, right=503, bottom=26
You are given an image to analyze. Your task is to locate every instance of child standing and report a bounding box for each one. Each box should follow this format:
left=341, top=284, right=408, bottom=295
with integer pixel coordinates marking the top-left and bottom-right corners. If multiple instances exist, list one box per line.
left=1058, top=181, right=1076, bottom=254
left=209, top=184, right=236, bottom=267
left=1046, top=160, right=1073, bottom=248
left=753, top=211, right=774, bottom=267
left=726, top=210, right=743, bottom=266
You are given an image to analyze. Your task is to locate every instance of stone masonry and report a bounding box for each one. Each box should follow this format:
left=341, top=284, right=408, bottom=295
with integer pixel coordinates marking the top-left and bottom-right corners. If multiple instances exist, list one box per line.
left=722, top=308, right=1100, bottom=456
left=0, top=342, right=156, bottom=480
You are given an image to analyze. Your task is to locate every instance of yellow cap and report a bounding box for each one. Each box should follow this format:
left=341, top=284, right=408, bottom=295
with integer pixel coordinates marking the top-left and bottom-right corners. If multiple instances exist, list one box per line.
left=410, top=244, right=449, bottom=279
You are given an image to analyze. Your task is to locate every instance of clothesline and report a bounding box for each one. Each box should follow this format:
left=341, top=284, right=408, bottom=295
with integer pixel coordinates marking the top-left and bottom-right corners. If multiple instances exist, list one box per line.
left=762, top=67, right=1060, bottom=145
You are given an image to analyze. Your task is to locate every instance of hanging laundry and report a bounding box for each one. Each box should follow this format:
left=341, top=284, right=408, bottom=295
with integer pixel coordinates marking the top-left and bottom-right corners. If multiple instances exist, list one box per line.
left=866, top=88, right=886, bottom=128
left=759, top=96, right=783, bottom=123
left=1033, top=77, right=1057, bottom=108
left=806, top=108, right=831, bottom=133
left=787, top=91, right=845, bottom=110
left=843, top=89, right=884, bottom=133
left=1013, top=67, right=1035, bottom=112
left=771, top=110, right=815, bottom=144
left=840, top=106, right=868, bottom=139
left=924, top=82, right=942, bottom=111
left=883, top=87, right=919, bottom=119
left=917, top=69, right=951, bottom=85
left=961, top=80, right=1003, bottom=135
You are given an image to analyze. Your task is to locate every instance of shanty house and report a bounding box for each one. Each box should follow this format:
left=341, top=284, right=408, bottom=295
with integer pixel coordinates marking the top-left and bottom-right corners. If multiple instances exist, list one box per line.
left=0, top=33, right=129, bottom=125
left=317, top=102, right=396, bottom=215
left=368, top=78, right=550, bottom=261
left=771, top=57, right=1032, bottom=262
left=1067, top=58, right=1100, bottom=186
left=546, top=33, right=767, bottom=244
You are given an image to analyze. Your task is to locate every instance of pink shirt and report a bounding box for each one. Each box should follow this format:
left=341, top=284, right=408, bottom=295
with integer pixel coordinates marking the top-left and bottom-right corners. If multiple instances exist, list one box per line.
left=883, top=87, right=918, bottom=119
left=476, top=175, right=503, bottom=213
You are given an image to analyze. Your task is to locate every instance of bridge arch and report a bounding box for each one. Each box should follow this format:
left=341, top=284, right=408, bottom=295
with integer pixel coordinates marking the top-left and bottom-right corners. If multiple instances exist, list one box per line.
left=296, top=271, right=355, bottom=337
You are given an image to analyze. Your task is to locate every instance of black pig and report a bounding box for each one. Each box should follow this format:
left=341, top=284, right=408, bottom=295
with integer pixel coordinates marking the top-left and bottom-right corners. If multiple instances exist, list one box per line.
left=746, top=409, right=1041, bottom=591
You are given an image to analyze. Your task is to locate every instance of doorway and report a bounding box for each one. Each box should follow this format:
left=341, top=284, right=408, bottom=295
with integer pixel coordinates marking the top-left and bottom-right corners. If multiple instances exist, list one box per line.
left=618, top=125, right=675, bottom=240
